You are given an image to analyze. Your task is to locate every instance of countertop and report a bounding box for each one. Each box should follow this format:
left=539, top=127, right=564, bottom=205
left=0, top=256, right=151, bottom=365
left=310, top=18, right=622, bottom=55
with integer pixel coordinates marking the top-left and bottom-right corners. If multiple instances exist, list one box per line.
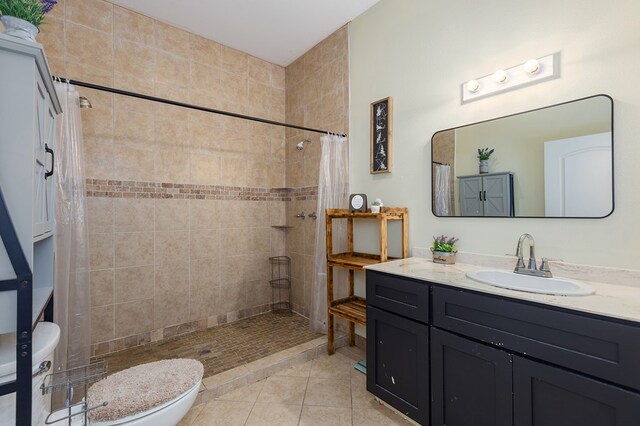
left=365, top=257, right=640, bottom=324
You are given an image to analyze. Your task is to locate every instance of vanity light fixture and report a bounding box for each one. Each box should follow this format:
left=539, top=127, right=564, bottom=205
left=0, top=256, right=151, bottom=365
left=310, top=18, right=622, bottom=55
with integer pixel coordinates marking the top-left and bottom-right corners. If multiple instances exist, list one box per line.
left=461, top=53, right=559, bottom=104
left=523, top=59, right=540, bottom=74
left=466, top=79, right=480, bottom=93
left=493, top=69, right=508, bottom=83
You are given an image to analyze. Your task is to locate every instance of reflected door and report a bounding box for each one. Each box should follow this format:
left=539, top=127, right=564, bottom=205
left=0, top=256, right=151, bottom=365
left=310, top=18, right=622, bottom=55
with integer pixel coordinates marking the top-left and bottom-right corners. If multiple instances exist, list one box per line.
left=544, top=132, right=612, bottom=217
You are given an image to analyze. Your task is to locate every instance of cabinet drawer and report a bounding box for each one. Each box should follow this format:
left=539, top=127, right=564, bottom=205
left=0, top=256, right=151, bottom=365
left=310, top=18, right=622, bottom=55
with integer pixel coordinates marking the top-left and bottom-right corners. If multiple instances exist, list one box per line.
left=366, top=270, right=429, bottom=323
left=433, top=286, right=640, bottom=390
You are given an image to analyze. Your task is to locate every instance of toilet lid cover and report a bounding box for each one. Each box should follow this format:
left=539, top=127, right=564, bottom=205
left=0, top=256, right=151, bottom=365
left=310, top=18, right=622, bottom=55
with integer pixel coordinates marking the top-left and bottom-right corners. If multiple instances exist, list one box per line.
left=88, top=358, right=203, bottom=422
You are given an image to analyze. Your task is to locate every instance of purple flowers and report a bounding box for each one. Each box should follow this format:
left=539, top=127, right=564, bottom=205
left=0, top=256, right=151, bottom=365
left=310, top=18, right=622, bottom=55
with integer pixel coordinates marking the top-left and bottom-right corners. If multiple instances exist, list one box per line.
left=40, top=0, right=57, bottom=14
left=432, top=235, right=459, bottom=253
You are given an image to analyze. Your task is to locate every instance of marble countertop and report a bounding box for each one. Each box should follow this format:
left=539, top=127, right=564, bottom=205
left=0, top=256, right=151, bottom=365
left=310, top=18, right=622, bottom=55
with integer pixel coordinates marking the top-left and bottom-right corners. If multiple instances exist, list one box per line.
left=365, top=257, right=640, bottom=324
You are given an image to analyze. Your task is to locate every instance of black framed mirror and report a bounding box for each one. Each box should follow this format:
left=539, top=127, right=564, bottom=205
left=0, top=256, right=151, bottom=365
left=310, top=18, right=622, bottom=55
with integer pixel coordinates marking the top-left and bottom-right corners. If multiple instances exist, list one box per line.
left=431, top=94, right=614, bottom=218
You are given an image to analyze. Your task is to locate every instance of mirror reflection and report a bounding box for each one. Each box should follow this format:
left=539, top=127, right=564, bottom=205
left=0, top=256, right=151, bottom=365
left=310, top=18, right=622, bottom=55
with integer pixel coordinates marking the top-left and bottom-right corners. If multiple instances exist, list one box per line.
left=431, top=95, right=613, bottom=218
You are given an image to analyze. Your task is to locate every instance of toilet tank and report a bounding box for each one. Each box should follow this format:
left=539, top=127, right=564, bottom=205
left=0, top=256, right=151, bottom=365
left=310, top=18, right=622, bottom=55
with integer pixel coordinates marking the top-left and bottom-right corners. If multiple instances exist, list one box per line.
left=0, top=322, right=60, bottom=426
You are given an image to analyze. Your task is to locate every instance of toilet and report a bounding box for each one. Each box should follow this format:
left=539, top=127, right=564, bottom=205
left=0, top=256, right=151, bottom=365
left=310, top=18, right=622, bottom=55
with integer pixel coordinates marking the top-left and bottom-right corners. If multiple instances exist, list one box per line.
left=48, top=358, right=204, bottom=426
left=0, top=321, right=61, bottom=426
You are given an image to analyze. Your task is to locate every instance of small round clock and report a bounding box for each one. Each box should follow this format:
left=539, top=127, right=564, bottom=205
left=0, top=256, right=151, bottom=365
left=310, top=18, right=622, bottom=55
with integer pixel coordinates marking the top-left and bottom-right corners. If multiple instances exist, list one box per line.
left=349, top=193, right=368, bottom=213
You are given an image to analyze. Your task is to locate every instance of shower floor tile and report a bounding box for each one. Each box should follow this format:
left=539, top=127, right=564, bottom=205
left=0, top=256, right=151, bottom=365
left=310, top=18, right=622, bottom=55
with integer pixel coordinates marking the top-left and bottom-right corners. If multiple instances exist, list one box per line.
left=94, top=312, right=322, bottom=378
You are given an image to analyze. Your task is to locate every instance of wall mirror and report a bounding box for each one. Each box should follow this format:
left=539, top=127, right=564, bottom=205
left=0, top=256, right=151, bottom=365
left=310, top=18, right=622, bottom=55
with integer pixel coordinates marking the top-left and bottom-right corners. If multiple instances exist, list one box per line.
left=431, top=94, right=613, bottom=218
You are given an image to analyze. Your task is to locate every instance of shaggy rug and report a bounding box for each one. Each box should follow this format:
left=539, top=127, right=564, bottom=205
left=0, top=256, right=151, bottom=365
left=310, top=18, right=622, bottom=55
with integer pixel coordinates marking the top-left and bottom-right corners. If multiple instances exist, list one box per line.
left=88, top=358, right=203, bottom=422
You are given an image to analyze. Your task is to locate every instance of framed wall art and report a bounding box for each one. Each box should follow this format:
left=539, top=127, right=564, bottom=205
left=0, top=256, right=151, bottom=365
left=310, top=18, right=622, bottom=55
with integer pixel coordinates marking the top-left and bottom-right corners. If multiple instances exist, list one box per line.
left=370, top=96, right=393, bottom=174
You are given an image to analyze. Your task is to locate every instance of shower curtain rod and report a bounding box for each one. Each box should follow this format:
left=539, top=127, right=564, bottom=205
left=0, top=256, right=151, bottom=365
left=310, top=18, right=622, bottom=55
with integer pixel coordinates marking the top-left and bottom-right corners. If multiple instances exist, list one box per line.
left=51, top=76, right=347, bottom=137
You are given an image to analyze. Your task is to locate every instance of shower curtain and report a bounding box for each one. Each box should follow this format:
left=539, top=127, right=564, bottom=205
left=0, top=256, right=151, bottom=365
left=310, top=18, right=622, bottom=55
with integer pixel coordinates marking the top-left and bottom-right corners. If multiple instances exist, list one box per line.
left=310, top=134, right=349, bottom=333
left=434, top=164, right=451, bottom=216
left=53, top=82, right=91, bottom=378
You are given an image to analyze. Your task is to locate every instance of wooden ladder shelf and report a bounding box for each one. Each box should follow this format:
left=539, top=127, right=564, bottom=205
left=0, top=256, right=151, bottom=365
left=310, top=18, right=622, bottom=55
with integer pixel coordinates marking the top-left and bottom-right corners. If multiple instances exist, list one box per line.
left=325, top=207, right=408, bottom=354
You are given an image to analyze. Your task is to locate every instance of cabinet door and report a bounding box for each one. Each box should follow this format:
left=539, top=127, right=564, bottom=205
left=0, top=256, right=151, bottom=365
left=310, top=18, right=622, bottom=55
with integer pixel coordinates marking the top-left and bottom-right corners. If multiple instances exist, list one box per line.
left=366, top=305, right=429, bottom=425
left=483, top=174, right=512, bottom=216
left=514, top=357, right=640, bottom=426
left=459, top=176, right=483, bottom=216
left=33, top=77, right=49, bottom=238
left=431, top=328, right=513, bottom=426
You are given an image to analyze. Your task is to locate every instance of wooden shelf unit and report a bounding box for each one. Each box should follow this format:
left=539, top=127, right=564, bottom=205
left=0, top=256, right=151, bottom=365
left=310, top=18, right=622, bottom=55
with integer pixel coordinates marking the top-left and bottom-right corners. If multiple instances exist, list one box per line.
left=325, top=207, right=408, bottom=354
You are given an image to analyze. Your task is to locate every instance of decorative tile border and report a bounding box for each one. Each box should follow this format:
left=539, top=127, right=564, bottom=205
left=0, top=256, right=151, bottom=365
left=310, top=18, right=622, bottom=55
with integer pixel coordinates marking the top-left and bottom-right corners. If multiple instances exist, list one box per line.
left=85, top=179, right=318, bottom=202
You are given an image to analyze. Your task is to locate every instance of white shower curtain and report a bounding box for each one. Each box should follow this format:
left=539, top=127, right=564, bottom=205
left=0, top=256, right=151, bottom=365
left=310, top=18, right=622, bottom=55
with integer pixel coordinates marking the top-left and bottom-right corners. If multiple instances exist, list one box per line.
left=53, top=82, right=91, bottom=378
left=434, top=164, right=451, bottom=216
left=310, top=134, right=349, bottom=333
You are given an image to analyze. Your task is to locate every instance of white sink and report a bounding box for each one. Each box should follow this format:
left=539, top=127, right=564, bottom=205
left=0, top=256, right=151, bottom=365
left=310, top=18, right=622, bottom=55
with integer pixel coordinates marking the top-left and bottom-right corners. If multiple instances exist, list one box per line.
left=465, top=269, right=595, bottom=296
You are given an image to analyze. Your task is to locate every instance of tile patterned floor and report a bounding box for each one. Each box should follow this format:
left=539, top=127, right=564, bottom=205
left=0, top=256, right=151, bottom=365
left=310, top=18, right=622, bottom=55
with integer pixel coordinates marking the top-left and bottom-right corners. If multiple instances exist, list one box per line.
left=179, top=349, right=414, bottom=426
left=95, top=312, right=322, bottom=377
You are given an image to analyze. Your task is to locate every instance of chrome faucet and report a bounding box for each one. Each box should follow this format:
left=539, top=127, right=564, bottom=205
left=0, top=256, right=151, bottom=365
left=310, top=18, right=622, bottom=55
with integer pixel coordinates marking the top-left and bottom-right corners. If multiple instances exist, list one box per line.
left=514, top=233, right=552, bottom=278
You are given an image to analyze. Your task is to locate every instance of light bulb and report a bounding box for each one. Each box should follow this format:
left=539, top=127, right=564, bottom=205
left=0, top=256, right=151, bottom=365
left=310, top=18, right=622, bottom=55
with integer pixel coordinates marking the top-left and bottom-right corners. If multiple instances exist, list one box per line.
left=466, top=79, right=480, bottom=93
left=493, top=69, right=508, bottom=83
left=524, top=59, right=540, bottom=74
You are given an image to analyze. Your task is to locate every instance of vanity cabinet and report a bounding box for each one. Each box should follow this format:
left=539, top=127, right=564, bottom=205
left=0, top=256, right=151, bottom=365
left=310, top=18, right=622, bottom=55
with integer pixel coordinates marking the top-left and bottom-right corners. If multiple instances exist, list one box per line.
left=365, top=270, right=640, bottom=426
left=366, top=271, right=429, bottom=425
left=431, top=328, right=513, bottom=426
left=458, top=171, right=514, bottom=216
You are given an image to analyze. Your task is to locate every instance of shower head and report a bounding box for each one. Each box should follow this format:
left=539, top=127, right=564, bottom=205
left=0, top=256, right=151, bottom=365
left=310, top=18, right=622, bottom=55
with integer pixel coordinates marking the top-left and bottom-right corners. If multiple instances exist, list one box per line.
left=79, top=96, right=92, bottom=109
left=296, top=139, right=311, bottom=150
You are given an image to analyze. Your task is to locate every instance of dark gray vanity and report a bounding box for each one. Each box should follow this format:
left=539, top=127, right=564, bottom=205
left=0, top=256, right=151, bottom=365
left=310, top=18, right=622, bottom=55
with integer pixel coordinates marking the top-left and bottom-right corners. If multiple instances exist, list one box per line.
left=366, top=269, right=640, bottom=426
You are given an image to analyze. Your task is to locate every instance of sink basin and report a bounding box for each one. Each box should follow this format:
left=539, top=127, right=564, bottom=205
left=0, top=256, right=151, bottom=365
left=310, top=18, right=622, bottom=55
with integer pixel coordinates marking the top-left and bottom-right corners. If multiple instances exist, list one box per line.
left=465, top=269, right=595, bottom=296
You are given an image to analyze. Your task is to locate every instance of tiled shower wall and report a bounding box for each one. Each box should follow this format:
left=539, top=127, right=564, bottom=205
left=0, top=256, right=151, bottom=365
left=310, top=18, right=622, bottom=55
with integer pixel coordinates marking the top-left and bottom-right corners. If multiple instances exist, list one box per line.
left=38, top=0, right=289, bottom=355
left=284, top=27, right=350, bottom=316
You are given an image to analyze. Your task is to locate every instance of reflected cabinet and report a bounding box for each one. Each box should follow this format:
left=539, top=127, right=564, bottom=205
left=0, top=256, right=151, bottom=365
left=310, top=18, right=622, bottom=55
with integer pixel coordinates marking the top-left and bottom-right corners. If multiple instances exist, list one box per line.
left=458, top=172, right=514, bottom=217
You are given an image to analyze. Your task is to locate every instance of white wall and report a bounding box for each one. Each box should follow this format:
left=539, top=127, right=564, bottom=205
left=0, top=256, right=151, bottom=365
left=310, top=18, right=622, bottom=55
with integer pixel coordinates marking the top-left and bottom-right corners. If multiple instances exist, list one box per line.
left=349, top=0, right=640, bottom=269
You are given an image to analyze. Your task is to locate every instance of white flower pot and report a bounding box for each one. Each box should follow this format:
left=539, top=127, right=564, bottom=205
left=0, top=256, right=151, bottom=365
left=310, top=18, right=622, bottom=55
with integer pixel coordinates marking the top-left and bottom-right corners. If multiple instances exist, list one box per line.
left=370, top=205, right=381, bottom=213
left=479, top=160, right=489, bottom=174
left=1, top=16, right=39, bottom=42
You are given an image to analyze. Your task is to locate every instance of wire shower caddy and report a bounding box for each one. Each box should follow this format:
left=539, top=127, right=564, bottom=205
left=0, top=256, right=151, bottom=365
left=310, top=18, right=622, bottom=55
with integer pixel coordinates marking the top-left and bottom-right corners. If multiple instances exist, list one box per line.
left=269, top=256, right=291, bottom=312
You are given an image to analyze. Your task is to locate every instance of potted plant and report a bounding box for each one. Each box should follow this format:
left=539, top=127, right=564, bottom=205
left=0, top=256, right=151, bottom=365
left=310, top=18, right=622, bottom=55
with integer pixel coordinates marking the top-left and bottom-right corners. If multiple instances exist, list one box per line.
left=0, top=0, right=57, bottom=42
left=431, top=235, right=459, bottom=264
left=370, top=198, right=383, bottom=213
left=477, top=147, right=494, bottom=174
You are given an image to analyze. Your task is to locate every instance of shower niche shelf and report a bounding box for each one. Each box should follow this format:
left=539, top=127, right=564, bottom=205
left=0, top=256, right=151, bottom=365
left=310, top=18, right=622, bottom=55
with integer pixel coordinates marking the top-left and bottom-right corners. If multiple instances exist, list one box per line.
left=325, top=207, right=408, bottom=354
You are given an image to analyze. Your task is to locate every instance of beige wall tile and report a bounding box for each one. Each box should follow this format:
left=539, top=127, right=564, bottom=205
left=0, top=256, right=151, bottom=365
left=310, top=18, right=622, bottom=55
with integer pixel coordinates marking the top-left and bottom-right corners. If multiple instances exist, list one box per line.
left=66, top=61, right=114, bottom=87
left=114, top=231, right=154, bottom=267
left=190, top=153, right=221, bottom=185
left=155, top=231, right=189, bottom=264
left=114, top=299, right=154, bottom=338
left=245, top=279, right=270, bottom=308
left=154, top=259, right=189, bottom=294
left=114, top=198, right=154, bottom=232
left=114, top=108, right=154, bottom=147
left=112, top=144, right=155, bottom=181
left=66, top=22, right=113, bottom=71
left=155, top=51, right=190, bottom=86
left=83, top=140, right=114, bottom=180
left=39, top=17, right=65, bottom=60
left=190, top=229, right=220, bottom=260
left=220, top=45, right=248, bottom=77
left=154, top=147, right=190, bottom=183
left=47, top=0, right=65, bottom=20
left=90, top=269, right=114, bottom=307
left=66, top=0, right=113, bottom=33
left=114, top=265, right=154, bottom=303
left=87, top=198, right=114, bottom=234
left=114, top=38, right=156, bottom=81
left=219, top=281, right=245, bottom=312
left=190, top=34, right=221, bottom=67
left=155, top=199, right=190, bottom=231
left=189, top=200, right=220, bottom=230
left=91, top=305, right=114, bottom=343
left=154, top=290, right=189, bottom=328
left=154, top=21, right=190, bottom=57
left=89, top=233, right=114, bottom=270
left=113, top=6, right=154, bottom=45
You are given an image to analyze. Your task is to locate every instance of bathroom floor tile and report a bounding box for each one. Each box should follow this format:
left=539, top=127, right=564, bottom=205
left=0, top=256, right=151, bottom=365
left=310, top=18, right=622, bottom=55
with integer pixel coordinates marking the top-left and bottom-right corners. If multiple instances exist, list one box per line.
left=192, top=400, right=254, bottom=426
left=94, top=311, right=321, bottom=378
left=178, top=348, right=412, bottom=425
